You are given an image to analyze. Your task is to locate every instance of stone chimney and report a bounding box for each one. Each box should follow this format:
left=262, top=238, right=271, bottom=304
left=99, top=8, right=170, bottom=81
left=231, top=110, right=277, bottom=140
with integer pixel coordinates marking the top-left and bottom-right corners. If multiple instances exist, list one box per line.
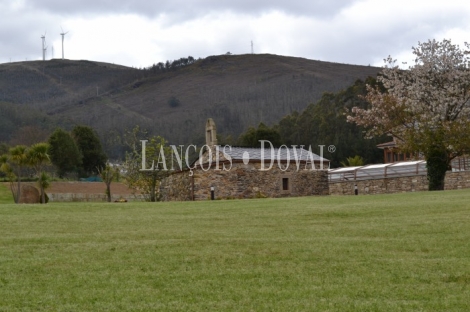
left=205, top=118, right=217, bottom=146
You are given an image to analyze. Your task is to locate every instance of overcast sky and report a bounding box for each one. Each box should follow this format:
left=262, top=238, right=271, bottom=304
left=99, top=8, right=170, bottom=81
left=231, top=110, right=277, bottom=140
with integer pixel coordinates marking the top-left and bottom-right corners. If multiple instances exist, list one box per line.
left=1, top=0, right=470, bottom=68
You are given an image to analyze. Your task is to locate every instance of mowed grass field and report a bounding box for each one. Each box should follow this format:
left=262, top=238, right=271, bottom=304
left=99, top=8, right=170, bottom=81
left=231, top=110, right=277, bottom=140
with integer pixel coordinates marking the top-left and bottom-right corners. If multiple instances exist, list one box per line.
left=0, top=183, right=14, bottom=204
left=0, top=184, right=469, bottom=311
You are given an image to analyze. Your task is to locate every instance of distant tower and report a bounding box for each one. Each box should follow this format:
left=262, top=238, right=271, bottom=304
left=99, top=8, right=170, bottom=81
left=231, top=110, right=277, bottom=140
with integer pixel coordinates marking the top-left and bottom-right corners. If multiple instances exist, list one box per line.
left=60, top=27, right=69, bottom=59
left=251, top=40, right=253, bottom=54
left=41, top=33, right=46, bottom=61
left=205, top=118, right=217, bottom=147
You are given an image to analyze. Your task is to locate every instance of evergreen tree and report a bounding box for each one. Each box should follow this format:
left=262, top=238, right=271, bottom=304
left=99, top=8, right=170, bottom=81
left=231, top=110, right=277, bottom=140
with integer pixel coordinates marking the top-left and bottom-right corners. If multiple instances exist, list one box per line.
left=238, top=123, right=281, bottom=147
left=276, top=78, right=386, bottom=167
left=72, top=126, right=107, bottom=176
left=48, top=128, right=82, bottom=178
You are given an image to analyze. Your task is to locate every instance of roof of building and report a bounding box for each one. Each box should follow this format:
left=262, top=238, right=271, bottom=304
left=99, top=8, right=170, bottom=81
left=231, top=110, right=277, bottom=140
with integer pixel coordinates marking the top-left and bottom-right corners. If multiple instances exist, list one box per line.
left=218, top=146, right=329, bottom=162
left=376, top=141, right=396, bottom=149
left=328, top=160, right=427, bottom=181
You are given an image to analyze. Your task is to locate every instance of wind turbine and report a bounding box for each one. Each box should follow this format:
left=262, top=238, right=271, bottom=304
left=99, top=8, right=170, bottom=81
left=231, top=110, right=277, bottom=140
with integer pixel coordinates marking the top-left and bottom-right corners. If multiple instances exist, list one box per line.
left=40, top=31, right=47, bottom=61
left=60, top=27, right=69, bottom=60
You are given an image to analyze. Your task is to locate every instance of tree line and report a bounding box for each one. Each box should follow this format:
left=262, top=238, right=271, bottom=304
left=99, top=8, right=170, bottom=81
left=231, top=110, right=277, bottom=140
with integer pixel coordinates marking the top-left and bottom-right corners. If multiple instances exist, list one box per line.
left=233, top=77, right=387, bottom=167
left=0, top=125, right=108, bottom=203
left=144, top=56, right=197, bottom=74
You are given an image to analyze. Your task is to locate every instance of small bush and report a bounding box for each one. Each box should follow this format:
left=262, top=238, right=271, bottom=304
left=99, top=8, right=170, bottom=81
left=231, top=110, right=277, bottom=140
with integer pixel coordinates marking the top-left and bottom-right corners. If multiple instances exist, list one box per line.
left=167, top=96, right=181, bottom=108
left=254, top=191, right=267, bottom=198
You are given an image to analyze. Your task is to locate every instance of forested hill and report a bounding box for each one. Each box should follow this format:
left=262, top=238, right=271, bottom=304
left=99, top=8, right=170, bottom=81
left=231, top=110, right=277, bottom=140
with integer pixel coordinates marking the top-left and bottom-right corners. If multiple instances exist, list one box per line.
left=275, top=78, right=388, bottom=167
left=0, top=54, right=380, bottom=158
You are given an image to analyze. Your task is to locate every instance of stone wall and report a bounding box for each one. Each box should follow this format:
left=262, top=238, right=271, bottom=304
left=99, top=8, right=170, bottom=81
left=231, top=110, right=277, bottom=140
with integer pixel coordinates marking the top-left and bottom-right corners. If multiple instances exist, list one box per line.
left=44, top=182, right=144, bottom=202
left=47, top=193, right=145, bottom=202
left=444, top=171, right=470, bottom=190
left=161, top=163, right=329, bottom=201
left=329, top=171, right=470, bottom=195
left=160, top=172, right=193, bottom=201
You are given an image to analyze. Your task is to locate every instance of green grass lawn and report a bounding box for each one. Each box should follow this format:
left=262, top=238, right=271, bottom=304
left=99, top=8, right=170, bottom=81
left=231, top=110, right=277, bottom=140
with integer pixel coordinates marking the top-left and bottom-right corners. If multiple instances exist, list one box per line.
left=0, top=183, right=14, bottom=204
left=0, top=191, right=469, bottom=311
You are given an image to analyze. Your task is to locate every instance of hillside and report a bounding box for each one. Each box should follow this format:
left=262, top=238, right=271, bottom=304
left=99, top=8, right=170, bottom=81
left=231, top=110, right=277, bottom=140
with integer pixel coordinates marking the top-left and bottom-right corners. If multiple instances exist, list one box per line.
left=0, top=54, right=380, bottom=158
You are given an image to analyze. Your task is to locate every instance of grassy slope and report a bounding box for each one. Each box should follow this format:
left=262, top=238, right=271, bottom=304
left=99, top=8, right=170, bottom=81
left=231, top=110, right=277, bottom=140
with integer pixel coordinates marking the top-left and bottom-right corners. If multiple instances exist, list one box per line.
left=0, top=191, right=469, bottom=311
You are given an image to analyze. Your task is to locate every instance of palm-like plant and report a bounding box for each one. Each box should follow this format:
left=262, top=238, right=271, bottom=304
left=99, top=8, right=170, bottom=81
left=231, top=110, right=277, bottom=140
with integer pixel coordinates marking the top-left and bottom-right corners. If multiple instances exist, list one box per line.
left=0, top=154, right=9, bottom=173
left=9, top=145, right=28, bottom=203
left=38, top=172, right=50, bottom=203
left=27, top=143, right=51, bottom=204
left=340, top=155, right=365, bottom=167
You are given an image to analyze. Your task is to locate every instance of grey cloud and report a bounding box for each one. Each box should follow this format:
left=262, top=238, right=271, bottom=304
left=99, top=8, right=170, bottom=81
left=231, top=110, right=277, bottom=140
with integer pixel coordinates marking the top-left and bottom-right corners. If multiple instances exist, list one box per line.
left=2, top=0, right=469, bottom=68
left=0, top=10, right=60, bottom=62
left=306, top=14, right=468, bottom=66
left=23, top=0, right=354, bottom=19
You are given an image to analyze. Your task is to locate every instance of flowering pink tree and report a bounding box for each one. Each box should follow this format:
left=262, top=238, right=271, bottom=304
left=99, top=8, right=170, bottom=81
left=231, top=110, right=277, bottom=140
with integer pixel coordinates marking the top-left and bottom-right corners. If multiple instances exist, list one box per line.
left=348, top=39, right=470, bottom=190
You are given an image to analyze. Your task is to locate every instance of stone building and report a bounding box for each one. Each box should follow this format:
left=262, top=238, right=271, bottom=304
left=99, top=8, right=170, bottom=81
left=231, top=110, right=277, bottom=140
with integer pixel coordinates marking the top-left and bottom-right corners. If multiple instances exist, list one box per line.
left=160, top=119, right=330, bottom=201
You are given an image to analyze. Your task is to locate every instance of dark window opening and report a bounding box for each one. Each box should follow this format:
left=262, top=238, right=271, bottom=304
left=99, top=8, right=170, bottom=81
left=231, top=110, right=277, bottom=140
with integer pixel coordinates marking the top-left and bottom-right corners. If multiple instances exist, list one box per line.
left=282, top=178, right=289, bottom=191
